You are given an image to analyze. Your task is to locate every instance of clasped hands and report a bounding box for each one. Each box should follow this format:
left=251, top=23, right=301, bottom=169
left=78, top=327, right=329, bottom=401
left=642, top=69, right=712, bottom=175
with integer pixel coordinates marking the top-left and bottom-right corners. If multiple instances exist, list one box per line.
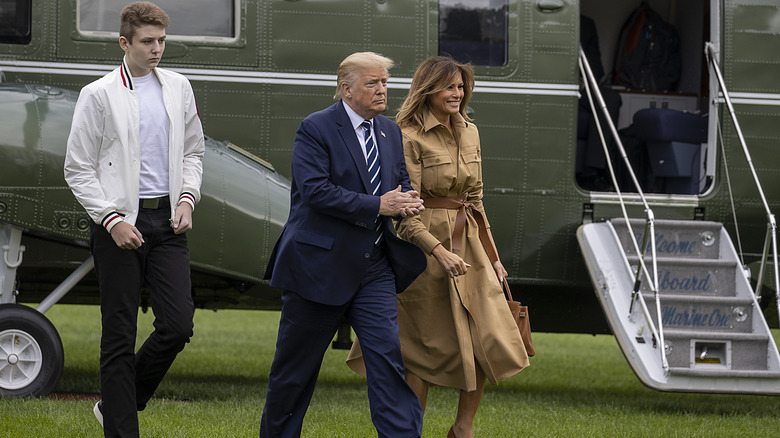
left=379, top=185, right=425, bottom=218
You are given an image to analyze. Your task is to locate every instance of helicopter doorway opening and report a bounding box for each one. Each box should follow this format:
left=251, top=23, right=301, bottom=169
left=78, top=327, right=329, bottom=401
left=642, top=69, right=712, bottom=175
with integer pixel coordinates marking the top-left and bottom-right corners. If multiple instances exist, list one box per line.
left=577, top=0, right=712, bottom=196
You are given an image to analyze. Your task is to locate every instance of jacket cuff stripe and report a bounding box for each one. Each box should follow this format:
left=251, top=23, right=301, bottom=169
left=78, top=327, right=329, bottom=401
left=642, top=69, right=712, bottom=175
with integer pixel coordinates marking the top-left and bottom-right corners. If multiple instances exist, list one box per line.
left=178, top=192, right=196, bottom=210
left=102, top=212, right=122, bottom=231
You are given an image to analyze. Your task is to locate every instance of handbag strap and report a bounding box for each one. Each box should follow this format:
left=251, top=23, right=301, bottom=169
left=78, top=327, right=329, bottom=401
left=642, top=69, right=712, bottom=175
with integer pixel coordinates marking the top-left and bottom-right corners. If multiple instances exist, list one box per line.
left=478, top=214, right=519, bottom=303
left=425, top=194, right=519, bottom=302
left=501, top=277, right=515, bottom=302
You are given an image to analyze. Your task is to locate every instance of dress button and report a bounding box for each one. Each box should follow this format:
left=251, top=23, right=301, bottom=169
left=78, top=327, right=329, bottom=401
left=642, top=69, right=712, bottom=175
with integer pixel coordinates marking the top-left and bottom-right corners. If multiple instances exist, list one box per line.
left=364, top=253, right=370, bottom=259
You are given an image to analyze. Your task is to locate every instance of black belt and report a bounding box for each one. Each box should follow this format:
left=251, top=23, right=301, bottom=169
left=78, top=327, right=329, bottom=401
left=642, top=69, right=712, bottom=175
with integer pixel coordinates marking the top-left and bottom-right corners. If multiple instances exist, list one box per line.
left=140, top=196, right=169, bottom=209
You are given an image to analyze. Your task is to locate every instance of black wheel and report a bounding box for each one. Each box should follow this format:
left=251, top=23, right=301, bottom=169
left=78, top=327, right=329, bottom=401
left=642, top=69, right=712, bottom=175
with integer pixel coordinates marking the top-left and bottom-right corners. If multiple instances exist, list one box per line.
left=0, top=303, right=64, bottom=397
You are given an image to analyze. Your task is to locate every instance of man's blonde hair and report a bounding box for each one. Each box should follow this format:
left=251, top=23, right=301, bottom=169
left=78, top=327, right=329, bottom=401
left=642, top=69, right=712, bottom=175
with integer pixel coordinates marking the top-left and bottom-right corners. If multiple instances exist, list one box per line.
left=334, top=52, right=394, bottom=100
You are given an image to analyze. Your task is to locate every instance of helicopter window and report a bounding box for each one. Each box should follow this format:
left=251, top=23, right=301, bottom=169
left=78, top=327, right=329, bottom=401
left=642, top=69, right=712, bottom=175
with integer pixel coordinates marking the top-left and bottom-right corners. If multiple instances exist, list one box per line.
left=439, top=0, right=508, bottom=66
left=0, top=0, right=31, bottom=45
left=78, top=0, right=236, bottom=41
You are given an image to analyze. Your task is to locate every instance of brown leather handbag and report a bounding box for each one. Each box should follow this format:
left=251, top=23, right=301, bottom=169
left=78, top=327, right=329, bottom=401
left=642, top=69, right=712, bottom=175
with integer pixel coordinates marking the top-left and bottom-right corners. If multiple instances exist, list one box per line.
left=502, top=278, right=535, bottom=357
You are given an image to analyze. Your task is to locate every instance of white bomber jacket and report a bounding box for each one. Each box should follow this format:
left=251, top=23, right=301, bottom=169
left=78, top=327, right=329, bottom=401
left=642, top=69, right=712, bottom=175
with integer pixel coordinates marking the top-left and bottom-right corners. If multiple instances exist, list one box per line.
left=65, top=57, right=205, bottom=232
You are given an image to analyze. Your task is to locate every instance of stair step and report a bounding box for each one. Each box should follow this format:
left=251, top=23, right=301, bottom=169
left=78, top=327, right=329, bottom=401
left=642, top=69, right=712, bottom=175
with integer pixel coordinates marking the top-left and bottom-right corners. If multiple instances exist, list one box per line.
left=669, top=368, right=780, bottom=378
left=626, top=256, right=737, bottom=297
left=643, top=296, right=755, bottom=333
left=579, top=220, right=780, bottom=393
left=662, top=329, right=770, bottom=341
left=660, top=331, right=773, bottom=371
left=611, top=218, right=722, bottom=259
left=646, top=295, right=753, bottom=305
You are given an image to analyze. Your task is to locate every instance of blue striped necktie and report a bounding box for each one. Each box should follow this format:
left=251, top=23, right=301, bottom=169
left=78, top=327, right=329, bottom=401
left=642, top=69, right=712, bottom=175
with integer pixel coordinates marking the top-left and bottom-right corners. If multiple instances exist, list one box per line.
left=362, top=120, right=383, bottom=244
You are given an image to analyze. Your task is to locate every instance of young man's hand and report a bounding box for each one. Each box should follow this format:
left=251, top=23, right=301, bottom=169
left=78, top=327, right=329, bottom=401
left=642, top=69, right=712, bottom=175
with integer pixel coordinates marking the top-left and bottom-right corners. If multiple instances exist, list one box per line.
left=172, top=202, right=193, bottom=234
left=110, top=222, right=144, bottom=249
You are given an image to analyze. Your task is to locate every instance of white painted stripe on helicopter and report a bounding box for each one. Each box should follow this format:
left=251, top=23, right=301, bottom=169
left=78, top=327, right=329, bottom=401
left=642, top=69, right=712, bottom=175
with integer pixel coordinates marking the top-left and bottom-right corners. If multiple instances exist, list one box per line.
left=718, top=92, right=780, bottom=106
left=473, top=86, right=577, bottom=96
left=728, top=92, right=780, bottom=100
left=0, top=60, right=580, bottom=97
left=1, top=66, right=113, bottom=77
left=0, top=60, right=113, bottom=73
left=475, top=80, right=577, bottom=91
left=729, top=98, right=780, bottom=106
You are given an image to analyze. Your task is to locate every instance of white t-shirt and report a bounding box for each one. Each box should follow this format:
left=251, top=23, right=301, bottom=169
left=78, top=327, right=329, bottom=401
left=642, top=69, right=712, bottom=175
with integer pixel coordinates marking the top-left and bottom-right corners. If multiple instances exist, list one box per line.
left=134, top=72, right=170, bottom=198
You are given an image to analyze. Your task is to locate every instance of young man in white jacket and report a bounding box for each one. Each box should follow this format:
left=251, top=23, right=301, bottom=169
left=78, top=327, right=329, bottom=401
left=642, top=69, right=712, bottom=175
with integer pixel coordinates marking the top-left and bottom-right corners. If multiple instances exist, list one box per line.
left=64, top=2, right=204, bottom=437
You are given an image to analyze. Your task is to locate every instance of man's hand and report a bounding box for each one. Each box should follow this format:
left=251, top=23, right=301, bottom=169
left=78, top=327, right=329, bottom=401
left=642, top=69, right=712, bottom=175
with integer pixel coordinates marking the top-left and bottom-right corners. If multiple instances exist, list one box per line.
left=399, top=188, right=424, bottom=217
left=172, top=202, right=193, bottom=234
left=379, top=185, right=425, bottom=217
left=110, top=221, right=144, bottom=249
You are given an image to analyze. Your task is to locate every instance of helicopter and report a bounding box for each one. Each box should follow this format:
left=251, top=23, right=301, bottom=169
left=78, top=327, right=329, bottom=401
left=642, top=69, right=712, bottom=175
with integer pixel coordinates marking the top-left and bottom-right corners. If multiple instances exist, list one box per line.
left=2, top=0, right=780, bottom=396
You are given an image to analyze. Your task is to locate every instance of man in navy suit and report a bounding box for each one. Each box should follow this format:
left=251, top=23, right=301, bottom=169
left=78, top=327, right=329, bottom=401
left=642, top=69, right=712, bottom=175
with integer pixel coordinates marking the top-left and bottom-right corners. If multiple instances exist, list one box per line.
left=260, top=52, right=426, bottom=438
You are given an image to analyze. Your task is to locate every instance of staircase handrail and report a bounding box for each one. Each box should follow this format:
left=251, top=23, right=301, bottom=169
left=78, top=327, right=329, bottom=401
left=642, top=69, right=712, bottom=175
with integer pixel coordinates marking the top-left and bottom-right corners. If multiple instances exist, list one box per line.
left=579, top=48, right=668, bottom=371
left=705, top=42, right=780, bottom=319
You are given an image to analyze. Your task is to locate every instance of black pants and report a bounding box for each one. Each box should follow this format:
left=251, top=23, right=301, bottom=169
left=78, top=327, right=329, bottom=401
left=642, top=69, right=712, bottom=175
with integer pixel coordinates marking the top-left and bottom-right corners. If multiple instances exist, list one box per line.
left=90, top=199, right=194, bottom=438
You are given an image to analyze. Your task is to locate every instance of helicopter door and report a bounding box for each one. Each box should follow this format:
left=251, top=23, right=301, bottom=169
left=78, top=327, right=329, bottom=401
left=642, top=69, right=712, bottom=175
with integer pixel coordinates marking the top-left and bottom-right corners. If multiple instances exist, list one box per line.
left=577, top=0, right=711, bottom=195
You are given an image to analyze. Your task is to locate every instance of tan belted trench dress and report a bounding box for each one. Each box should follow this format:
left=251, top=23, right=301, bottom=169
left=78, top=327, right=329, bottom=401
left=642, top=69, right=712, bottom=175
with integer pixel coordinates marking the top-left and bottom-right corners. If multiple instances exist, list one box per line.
left=347, top=110, right=528, bottom=391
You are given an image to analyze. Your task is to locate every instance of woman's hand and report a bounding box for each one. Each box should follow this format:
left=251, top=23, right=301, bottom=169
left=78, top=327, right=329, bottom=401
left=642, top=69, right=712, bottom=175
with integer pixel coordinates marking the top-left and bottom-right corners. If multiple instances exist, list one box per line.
left=492, top=260, right=508, bottom=282
left=431, top=244, right=471, bottom=278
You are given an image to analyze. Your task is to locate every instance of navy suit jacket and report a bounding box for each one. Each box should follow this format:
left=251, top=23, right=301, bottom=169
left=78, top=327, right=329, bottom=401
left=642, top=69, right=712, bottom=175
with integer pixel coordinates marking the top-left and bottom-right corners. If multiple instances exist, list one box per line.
left=264, top=101, right=426, bottom=306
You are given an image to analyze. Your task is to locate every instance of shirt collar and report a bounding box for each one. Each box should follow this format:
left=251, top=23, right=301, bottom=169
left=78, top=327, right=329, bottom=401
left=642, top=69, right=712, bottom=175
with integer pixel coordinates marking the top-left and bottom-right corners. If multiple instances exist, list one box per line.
left=422, top=108, right=467, bottom=132
left=343, top=100, right=372, bottom=131
left=120, top=55, right=160, bottom=91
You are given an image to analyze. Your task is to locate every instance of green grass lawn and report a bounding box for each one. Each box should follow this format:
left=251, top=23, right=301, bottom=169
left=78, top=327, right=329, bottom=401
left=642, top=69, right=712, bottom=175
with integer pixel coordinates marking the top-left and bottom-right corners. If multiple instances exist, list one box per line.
left=2, top=304, right=780, bottom=437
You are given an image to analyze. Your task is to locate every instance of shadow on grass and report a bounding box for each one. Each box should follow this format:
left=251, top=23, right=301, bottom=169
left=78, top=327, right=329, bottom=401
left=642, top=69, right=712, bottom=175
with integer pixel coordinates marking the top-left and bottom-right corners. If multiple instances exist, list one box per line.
left=492, top=383, right=780, bottom=418
left=55, top=368, right=373, bottom=402
left=56, top=350, right=779, bottom=419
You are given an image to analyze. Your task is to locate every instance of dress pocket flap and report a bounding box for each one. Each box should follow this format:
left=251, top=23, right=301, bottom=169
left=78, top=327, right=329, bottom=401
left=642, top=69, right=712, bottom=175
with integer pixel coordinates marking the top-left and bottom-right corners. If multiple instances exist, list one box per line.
left=461, top=145, right=481, bottom=163
left=421, top=153, right=453, bottom=168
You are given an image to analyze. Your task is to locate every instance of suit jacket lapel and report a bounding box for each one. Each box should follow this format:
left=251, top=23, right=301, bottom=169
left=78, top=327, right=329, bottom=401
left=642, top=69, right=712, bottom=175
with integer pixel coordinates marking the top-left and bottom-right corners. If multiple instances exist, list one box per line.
left=336, top=101, right=373, bottom=194
left=373, top=117, right=392, bottom=194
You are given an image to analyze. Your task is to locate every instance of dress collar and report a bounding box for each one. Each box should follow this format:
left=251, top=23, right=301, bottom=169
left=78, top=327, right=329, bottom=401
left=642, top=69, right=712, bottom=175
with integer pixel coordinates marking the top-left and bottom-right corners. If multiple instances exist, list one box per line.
left=422, top=108, right=467, bottom=132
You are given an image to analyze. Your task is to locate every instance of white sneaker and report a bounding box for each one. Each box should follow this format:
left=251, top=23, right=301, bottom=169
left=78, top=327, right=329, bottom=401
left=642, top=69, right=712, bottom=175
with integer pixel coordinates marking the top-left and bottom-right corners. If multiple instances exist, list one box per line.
left=93, top=400, right=104, bottom=427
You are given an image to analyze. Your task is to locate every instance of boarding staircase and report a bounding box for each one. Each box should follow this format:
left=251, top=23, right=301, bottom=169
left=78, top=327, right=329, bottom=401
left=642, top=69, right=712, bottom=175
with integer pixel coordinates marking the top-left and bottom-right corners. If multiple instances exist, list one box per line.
left=574, top=43, right=780, bottom=393
left=578, top=219, right=780, bottom=393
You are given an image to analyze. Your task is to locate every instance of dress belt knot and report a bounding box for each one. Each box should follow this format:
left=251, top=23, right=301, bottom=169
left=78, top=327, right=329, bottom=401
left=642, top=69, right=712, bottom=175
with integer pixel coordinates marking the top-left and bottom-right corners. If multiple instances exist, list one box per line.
left=422, top=194, right=497, bottom=262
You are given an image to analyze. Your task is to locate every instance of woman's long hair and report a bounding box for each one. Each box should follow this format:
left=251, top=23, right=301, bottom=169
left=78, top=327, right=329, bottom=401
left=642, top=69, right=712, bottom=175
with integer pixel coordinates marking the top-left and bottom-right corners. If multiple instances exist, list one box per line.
left=396, top=56, right=475, bottom=130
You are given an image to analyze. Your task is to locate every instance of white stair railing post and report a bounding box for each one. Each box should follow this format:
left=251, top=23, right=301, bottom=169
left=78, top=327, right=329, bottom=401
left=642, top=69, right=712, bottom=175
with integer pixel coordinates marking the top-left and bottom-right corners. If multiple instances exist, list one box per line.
left=706, top=42, right=780, bottom=316
left=579, top=47, right=668, bottom=371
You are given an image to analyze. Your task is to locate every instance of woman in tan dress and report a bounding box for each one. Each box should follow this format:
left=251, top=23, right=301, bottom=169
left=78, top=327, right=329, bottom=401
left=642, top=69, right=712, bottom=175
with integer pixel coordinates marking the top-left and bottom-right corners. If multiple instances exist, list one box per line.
left=348, top=56, right=529, bottom=438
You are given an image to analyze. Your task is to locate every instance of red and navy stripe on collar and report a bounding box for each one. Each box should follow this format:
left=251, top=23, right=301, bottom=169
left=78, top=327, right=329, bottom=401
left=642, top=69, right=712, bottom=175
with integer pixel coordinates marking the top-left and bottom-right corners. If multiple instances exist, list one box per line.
left=120, top=59, right=135, bottom=90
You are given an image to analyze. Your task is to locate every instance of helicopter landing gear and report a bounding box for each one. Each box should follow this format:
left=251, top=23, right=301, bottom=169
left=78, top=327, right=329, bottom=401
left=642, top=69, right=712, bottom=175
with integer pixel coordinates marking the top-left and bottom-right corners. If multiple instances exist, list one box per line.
left=0, top=303, right=64, bottom=397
